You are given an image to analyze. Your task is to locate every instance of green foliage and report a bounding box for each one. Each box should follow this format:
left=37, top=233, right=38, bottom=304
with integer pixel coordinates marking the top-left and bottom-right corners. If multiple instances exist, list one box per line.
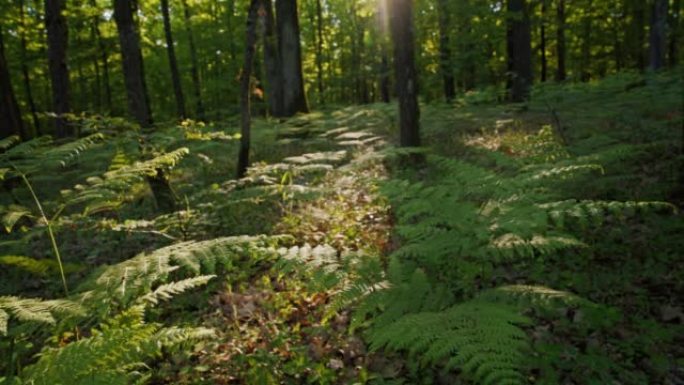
left=369, top=300, right=530, bottom=385
left=0, top=296, right=83, bottom=335
left=20, top=305, right=214, bottom=385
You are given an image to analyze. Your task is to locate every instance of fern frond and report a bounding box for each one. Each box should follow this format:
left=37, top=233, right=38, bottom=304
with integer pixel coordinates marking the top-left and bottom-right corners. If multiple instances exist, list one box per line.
left=369, top=300, right=530, bottom=385
left=0, top=135, right=20, bottom=152
left=20, top=305, right=213, bottom=385
left=476, top=284, right=593, bottom=309
left=41, top=133, right=105, bottom=168
left=136, top=275, right=216, bottom=305
left=0, top=296, right=84, bottom=334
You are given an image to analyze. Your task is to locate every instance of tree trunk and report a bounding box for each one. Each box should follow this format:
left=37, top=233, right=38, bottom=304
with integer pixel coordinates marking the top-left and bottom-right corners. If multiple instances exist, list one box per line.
left=315, top=0, right=324, bottom=104
left=275, top=0, right=309, bottom=116
left=161, top=0, right=187, bottom=119
left=19, top=0, right=40, bottom=136
left=556, top=0, right=566, bottom=81
left=437, top=0, right=455, bottom=101
left=263, top=0, right=283, bottom=116
left=506, top=0, right=532, bottom=102
left=377, top=0, right=391, bottom=103
left=670, top=0, right=680, bottom=67
left=0, top=28, right=26, bottom=140
left=181, top=0, right=206, bottom=121
left=237, top=0, right=261, bottom=179
left=45, top=0, right=71, bottom=137
left=580, top=6, right=592, bottom=82
left=90, top=0, right=113, bottom=113
left=390, top=0, right=420, bottom=148
left=649, top=0, right=668, bottom=71
left=113, top=0, right=153, bottom=128
left=540, top=0, right=548, bottom=82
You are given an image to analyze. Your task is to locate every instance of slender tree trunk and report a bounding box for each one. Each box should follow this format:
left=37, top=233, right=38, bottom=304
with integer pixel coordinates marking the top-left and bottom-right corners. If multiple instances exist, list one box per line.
left=377, top=0, right=391, bottom=103
left=580, top=8, right=592, bottom=81
left=90, top=0, right=112, bottom=113
left=0, top=28, right=26, bottom=140
left=649, top=0, right=668, bottom=71
left=437, top=0, right=455, bottom=101
left=264, top=0, right=283, bottom=116
left=315, top=0, right=324, bottom=104
left=634, top=1, right=647, bottom=71
left=670, top=0, right=680, bottom=67
left=506, top=0, right=532, bottom=102
left=540, top=0, right=548, bottom=82
left=161, top=0, right=187, bottom=119
left=45, top=0, right=71, bottom=137
left=113, top=0, right=153, bottom=128
left=556, top=0, right=566, bottom=81
left=275, top=0, right=309, bottom=116
left=390, top=0, right=420, bottom=148
left=90, top=22, right=102, bottom=112
left=181, top=0, right=206, bottom=121
left=19, top=0, right=40, bottom=136
left=237, top=0, right=261, bottom=179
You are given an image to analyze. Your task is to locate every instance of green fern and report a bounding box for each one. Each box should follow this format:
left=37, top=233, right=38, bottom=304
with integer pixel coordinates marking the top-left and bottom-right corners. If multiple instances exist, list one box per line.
left=20, top=305, right=214, bottom=385
left=369, top=299, right=531, bottom=385
left=0, top=296, right=83, bottom=335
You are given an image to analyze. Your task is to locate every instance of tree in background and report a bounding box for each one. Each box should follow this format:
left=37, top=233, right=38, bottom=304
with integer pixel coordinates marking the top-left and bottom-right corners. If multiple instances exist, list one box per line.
left=649, top=0, right=668, bottom=70
left=113, top=0, right=153, bottom=128
left=161, top=0, right=187, bottom=119
left=437, top=0, right=455, bottom=101
left=391, top=0, right=420, bottom=148
left=18, top=0, right=40, bottom=135
left=556, top=0, right=566, bottom=81
left=275, top=0, right=309, bottom=116
left=45, top=0, right=71, bottom=137
left=506, top=0, right=532, bottom=101
left=237, top=0, right=262, bottom=178
left=0, top=27, right=26, bottom=139
left=264, top=0, right=284, bottom=117
left=181, top=0, right=206, bottom=121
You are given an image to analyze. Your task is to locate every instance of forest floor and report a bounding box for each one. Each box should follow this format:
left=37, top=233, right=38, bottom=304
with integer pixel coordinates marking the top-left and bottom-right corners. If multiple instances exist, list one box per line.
left=1, top=70, right=683, bottom=385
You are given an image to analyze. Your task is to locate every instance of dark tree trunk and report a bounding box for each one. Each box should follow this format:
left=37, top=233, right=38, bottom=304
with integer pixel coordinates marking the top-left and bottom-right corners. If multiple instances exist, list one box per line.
left=90, top=23, right=102, bottom=111
left=670, top=0, right=680, bottom=67
left=90, top=0, right=113, bottom=113
left=649, top=0, right=668, bottom=71
left=45, top=0, right=71, bottom=137
left=237, top=0, right=261, bottom=179
left=380, top=53, right=391, bottom=103
left=19, top=0, right=40, bottom=136
left=506, top=0, right=532, bottom=102
left=113, top=0, right=153, bottom=127
left=315, top=0, right=324, bottom=104
left=540, top=0, right=548, bottom=82
left=161, top=0, right=187, bottom=119
left=556, top=0, right=566, bottom=81
left=390, top=0, right=420, bottom=148
left=181, top=0, right=206, bottom=121
left=263, top=0, right=283, bottom=116
left=580, top=7, right=592, bottom=82
left=275, top=0, right=309, bottom=116
left=630, top=1, right=647, bottom=71
left=0, top=28, right=26, bottom=140
left=437, top=0, right=455, bottom=101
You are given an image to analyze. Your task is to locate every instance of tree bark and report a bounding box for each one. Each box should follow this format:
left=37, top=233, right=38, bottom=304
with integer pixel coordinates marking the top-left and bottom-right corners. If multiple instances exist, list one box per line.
left=181, top=0, right=206, bottom=121
left=506, top=0, right=532, bottom=102
left=237, top=0, right=262, bottom=179
left=437, top=0, right=455, bottom=101
left=0, top=28, right=26, bottom=140
left=315, top=0, right=324, bottom=104
left=649, top=0, right=668, bottom=71
left=113, top=0, right=153, bottom=128
left=670, top=0, right=680, bottom=67
left=275, top=0, right=309, bottom=116
left=263, top=0, right=283, bottom=116
left=390, top=0, right=420, bottom=148
left=556, top=0, right=566, bottom=81
left=19, top=0, right=40, bottom=136
left=45, top=0, right=71, bottom=137
left=161, top=0, right=187, bottom=119
left=540, top=0, right=548, bottom=82
left=90, top=0, right=113, bottom=113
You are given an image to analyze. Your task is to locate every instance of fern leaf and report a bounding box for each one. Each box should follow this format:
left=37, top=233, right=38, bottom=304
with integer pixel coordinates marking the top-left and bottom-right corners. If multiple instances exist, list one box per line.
left=136, top=275, right=216, bottom=305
